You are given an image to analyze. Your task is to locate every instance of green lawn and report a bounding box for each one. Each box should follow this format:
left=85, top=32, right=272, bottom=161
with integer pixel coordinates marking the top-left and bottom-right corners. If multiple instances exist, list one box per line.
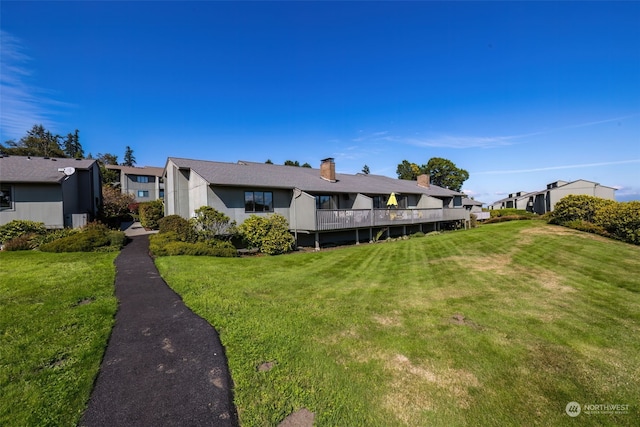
left=156, top=221, right=640, bottom=426
left=0, top=251, right=117, bottom=427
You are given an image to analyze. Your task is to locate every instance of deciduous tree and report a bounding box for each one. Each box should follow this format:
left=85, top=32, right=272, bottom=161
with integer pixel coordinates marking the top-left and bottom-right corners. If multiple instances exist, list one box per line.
left=423, top=157, right=469, bottom=192
left=396, top=160, right=421, bottom=180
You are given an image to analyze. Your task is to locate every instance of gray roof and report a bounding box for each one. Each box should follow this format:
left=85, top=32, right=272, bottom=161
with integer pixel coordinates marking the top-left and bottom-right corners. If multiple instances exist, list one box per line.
left=0, top=155, right=98, bottom=184
left=166, top=157, right=463, bottom=198
left=462, top=198, right=484, bottom=207
left=106, top=164, right=164, bottom=176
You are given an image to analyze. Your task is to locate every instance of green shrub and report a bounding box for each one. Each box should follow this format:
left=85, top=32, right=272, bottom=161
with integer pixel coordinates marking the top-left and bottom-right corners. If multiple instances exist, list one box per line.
left=490, top=209, right=533, bottom=218
left=484, top=215, right=533, bottom=224
left=190, top=206, right=237, bottom=241
left=31, top=228, right=79, bottom=247
left=158, top=215, right=195, bottom=241
left=3, top=233, right=37, bottom=251
left=470, top=213, right=478, bottom=228
left=149, top=232, right=180, bottom=256
left=238, top=215, right=269, bottom=249
left=149, top=232, right=236, bottom=257
left=549, top=195, right=615, bottom=225
left=410, top=231, right=425, bottom=238
left=563, top=220, right=610, bottom=237
left=595, top=201, right=640, bottom=245
left=163, top=241, right=237, bottom=257
left=0, top=220, right=47, bottom=243
left=40, top=229, right=110, bottom=253
left=238, top=214, right=294, bottom=255
left=108, top=230, right=127, bottom=249
left=139, top=200, right=164, bottom=229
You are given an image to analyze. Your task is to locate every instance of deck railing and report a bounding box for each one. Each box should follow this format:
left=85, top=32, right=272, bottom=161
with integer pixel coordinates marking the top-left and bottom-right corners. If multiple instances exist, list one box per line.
left=315, top=208, right=468, bottom=231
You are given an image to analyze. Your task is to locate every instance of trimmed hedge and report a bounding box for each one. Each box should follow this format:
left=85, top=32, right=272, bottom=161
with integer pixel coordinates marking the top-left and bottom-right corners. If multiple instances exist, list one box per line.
left=39, top=223, right=126, bottom=253
left=490, top=209, right=534, bottom=218
left=139, top=200, right=164, bottom=230
left=0, top=220, right=46, bottom=244
left=595, top=201, right=640, bottom=245
left=149, top=232, right=236, bottom=257
left=549, top=195, right=615, bottom=224
left=549, top=195, right=639, bottom=245
left=158, top=215, right=195, bottom=241
left=238, top=214, right=295, bottom=255
left=484, top=215, right=533, bottom=224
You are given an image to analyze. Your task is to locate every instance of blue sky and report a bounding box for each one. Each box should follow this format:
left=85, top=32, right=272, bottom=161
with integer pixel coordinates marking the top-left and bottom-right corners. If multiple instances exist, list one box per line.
left=2, top=1, right=639, bottom=202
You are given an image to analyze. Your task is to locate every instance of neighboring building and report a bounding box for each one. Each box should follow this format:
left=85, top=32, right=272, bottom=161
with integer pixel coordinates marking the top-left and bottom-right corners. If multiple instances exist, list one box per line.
left=462, top=197, right=489, bottom=220
left=105, top=165, right=164, bottom=202
left=490, top=191, right=537, bottom=211
left=491, top=179, right=617, bottom=214
left=0, top=155, right=102, bottom=228
left=462, top=197, right=484, bottom=213
left=164, top=157, right=470, bottom=248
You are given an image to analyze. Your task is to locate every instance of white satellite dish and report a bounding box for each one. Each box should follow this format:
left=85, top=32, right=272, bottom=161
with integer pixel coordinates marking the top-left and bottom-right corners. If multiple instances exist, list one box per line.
left=58, top=167, right=76, bottom=176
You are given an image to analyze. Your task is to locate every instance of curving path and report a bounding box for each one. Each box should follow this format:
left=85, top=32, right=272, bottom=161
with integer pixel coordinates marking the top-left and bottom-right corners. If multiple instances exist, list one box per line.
left=80, top=234, right=238, bottom=426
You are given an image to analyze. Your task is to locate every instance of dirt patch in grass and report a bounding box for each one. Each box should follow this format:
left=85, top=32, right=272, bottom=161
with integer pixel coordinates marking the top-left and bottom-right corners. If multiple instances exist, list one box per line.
left=382, top=353, right=480, bottom=424
left=432, top=254, right=512, bottom=274
left=372, top=312, right=402, bottom=327
left=450, top=313, right=482, bottom=329
left=536, top=269, right=574, bottom=293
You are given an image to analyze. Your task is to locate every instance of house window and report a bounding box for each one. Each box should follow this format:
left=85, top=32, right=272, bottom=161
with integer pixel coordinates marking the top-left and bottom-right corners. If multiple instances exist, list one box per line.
left=315, top=195, right=336, bottom=210
left=0, top=185, right=13, bottom=210
left=138, top=190, right=149, bottom=198
left=135, top=175, right=151, bottom=183
left=372, top=196, right=384, bottom=209
left=245, top=191, right=273, bottom=212
left=159, top=189, right=165, bottom=199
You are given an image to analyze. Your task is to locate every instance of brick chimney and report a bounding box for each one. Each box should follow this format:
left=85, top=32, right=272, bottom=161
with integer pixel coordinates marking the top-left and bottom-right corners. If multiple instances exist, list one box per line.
left=417, top=174, right=430, bottom=188
left=320, top=158, right=336, bottom=182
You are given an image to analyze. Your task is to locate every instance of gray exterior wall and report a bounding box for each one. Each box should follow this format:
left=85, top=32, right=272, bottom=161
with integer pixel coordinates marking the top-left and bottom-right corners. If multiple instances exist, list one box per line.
left=290, top=191, right=316, bottom=231
left=547, top=180, right=616, bottom=212
left=208, top=186, right=292, bottom=224
left=0, top=163, right=101, bottom=229
left=122, top=174, right=161, bottom=202
left=417, top=194, right=442, bottom=209
left=0, top=184, right=64, bottom=228
left=353, top=194, right=372, bottom=209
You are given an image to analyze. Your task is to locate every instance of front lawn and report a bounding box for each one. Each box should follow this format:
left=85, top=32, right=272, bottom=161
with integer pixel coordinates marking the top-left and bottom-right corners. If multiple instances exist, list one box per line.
left=0, top=251, right=117, bottom=427
left=157, top=221, right=640, bottom=426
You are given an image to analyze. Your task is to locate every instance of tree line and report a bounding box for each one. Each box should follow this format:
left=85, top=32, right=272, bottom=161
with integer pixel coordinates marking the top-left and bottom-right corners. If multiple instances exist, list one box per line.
left=2, top=125, right=470, bottom=192
left=1, top=124, right=137, bottom=184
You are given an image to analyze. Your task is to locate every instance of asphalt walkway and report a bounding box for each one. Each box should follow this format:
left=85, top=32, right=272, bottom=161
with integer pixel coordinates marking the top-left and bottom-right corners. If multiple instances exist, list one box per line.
left=80, top=234, right=238, bottom=426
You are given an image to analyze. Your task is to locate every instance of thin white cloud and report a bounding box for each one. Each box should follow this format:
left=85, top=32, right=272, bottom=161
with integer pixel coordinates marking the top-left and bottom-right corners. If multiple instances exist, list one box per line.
left=474, top=159, right=640, bottom=175
left=560, top=114, right=639, bottom=130
left=351, top=131, right=391, bottom=143
left=405, top=133, right=537, bottom=149
left=401, top=114, right=639, bottom=149
left=0, top=31, right=68, bottom=140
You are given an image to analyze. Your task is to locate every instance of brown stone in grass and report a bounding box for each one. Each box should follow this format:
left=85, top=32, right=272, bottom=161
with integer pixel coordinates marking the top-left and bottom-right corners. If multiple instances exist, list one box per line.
left=257, top=361, right=276, bottom=372
left=278, top=408, right=315, bottom=427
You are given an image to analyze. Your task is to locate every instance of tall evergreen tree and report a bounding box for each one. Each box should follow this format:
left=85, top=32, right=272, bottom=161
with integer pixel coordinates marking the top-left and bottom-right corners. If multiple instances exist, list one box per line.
left=123, top=146, right=136, bottom=166
left=0, top=124, right=65, bottom=157
left=63, top=129, right=83, bottom=158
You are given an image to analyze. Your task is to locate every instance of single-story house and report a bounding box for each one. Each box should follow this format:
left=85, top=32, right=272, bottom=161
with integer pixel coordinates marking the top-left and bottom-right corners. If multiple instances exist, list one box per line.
left=105, top=165, right=164, bottom=202
left=0, top=155, right=102, bottom=228
left=491, top=179, right=617, bottom=214
left=163, top=157, right=470, bottom=248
